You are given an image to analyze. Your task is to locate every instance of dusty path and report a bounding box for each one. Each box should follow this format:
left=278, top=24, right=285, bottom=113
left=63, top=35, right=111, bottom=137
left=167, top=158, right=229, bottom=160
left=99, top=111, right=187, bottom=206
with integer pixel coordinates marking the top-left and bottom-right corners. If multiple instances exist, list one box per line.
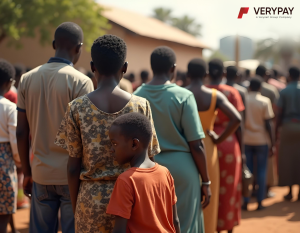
left=9, top=186, right=300, bottom=233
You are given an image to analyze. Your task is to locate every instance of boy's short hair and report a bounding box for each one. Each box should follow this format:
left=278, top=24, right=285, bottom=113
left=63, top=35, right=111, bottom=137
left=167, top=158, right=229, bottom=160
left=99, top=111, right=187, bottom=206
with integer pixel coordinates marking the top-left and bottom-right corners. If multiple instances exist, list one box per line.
left=91, top=35, right=127, bottom=76
left=112, top=112, right=152, bottom=147
left=226, top=66, right=238, bottom=80
left=14, top=64, right=25, bottom=77
left=289, top=66, right=300, bottom=81
left=249, top=77, right=262, bottom=91
left=208, top=58, right=224, bottom=79
left=0, top=59, right=15, bottom=87
left=151, top=46, right=176, bottom=74
left=188, top=58, right=206, bottom=79
left=54, top=22, right=83, bottom=47
left=140, top=70, right=149, bottom=83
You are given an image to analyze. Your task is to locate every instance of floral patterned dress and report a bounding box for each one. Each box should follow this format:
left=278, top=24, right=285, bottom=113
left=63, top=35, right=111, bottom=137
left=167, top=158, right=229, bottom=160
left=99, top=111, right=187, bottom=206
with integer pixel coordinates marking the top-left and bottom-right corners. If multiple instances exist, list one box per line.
left=207, top=84, right=245, bottom=231
left=55, top=94, right=160, bottom=233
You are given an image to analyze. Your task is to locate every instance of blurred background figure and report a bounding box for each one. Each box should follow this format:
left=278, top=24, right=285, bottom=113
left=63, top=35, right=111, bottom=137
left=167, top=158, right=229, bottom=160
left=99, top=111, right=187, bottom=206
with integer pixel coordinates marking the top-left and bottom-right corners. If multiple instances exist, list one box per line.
left=276, top=66, right=300, bottom=201
left=13, top=64, right=25, bottom=90
left=140, top=70, right=149, bottom=84
left=86, top=71, right=98, bottom=90
left=243, top=78, right=275, bottom=211
left=175, top=71, right=189, bottom=87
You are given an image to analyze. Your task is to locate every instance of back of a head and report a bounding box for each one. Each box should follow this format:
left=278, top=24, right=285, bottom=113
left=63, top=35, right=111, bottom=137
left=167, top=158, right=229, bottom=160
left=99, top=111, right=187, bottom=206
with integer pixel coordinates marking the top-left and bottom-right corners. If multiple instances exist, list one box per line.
left=209, top=58, right=224, bottom=80
left=0, top=59, right=15, bottom=87
left=14, top=64, right=25, bottom=78
left=54, top=22, right=83, bottom=49
left=112, top=112, right=152, bottom=147
left=140, top=70, right=149, bottom=83
left=245, top=69, right=250, bottom=77
left=256, top=65, right=267, bottom=78
left=249, top=77, right=262, bottom=92
left=188, top=58, right=207, bottom=79
left=289, top=66, right=300, bottom=81
left=91, top=35, right=127, bottom=76
left=151, top=46, right=176, bottom=74
left=226, top=66, right=238, bottom=80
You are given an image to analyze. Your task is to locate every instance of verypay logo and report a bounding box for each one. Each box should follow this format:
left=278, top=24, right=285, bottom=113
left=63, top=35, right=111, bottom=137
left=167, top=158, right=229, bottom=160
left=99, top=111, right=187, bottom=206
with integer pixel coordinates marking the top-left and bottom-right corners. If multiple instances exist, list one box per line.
left=238, top=7, right=294, bottom=19
left=238, top=7, right=249, bottom=19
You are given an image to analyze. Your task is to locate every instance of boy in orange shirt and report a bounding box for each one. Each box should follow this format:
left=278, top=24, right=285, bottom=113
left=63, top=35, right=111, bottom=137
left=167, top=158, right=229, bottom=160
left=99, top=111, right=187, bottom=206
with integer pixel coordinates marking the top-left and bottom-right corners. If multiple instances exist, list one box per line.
left=107, top=112, right=180, bottom=233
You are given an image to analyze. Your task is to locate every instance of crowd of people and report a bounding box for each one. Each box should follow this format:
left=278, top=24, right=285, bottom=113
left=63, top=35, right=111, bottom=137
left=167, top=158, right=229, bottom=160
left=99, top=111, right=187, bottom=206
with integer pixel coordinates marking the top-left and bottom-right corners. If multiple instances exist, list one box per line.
left=0, top=21, right=299, bottom=233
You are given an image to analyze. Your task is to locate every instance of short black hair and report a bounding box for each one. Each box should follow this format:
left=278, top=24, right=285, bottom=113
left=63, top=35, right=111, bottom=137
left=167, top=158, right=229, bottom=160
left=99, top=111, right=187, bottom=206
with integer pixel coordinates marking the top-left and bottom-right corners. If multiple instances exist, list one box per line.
left=226, top=66, right=238, bottom=80
left=14, top=64, right=25, bottom=77
left=0, top=59, right=15, bottom=87
left=209, top=58, right=224, bottom=79
left=151, top=46, right=176, bottom=74
left=245, top=69, right=250, bottom=76
left=54, top=22, right=83, bottom=48
left=140, top=70, right=149, bottom=83
left=256, top=65, right=267, bottom=77
left=289, top=66, right=300, bottom=81
left=91, top=35, right=127, bottom=76
left=249, top=77, right=262, bottom=91
left=188, top=58, right=207, bottom=79
left=112, top=112, right=152, bottom=147
left=86, top=71, right=94, bottom=79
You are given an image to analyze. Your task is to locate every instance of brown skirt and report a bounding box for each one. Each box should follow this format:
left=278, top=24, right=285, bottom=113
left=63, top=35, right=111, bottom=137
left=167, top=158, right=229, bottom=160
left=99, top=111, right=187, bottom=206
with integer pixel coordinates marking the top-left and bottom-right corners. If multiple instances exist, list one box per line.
left=278, top=122, right=300, bottom=186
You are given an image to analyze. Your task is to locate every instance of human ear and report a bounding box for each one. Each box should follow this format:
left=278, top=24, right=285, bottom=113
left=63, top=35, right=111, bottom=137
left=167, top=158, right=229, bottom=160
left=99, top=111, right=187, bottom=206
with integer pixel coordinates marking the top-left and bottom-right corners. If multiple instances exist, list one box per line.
left=170, top=64, right=176, bottom=81
left=90, top=61, right=96, bottom=73
left=122, top=62, right=128, bottom=74
left=75, top=43, right=83, bottom=54
left=132, top=138, right=140, bottom=150
left=52, top=40, right=56, bottom=50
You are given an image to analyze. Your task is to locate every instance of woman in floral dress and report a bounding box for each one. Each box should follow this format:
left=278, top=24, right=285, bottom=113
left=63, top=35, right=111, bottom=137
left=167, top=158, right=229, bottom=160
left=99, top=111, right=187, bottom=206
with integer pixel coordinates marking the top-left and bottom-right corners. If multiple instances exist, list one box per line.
left=55, top=35, right=160, bottom=233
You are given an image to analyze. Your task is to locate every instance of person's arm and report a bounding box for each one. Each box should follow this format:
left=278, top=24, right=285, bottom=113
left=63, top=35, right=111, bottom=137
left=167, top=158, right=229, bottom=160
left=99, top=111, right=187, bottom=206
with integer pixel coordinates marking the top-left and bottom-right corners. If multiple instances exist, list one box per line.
left=112, top=216, right=128, bottom=233
left=173, top=204, right=181, bottom=233
left=207, top=92, right=241, bottom=145
left=188, top=139, right=211, bottom=209
left=265, top=119, right=275, bottom=156
left=275, top=107, right=283, bottom=140
left=16, top=111, right=32, bottom=198
left=67, top=157, right=82, bottom=215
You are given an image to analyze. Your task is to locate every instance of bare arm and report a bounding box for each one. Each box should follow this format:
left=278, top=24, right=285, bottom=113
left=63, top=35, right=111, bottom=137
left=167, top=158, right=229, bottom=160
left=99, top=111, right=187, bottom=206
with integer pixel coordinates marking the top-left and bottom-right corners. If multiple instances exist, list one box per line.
left=265, top=119, right=276, bottom=156
left=67, top=157, right=82, bottom=215
left=112, top=216, right=128, bottom=233
left=188, top=139, right=211, bottom=208
left=275, top=107, right=283, bottom=140
left=173, top=204, right=181, bottom=233
left=16, top=111, right=32, bottom=197
left=208, top=92, right=241, bottom=145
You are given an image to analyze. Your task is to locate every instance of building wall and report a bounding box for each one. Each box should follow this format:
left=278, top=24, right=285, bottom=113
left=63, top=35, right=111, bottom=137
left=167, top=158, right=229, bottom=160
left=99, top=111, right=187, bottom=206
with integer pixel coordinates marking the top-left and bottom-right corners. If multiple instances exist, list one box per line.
left=0, top=23, right=203, bottom=78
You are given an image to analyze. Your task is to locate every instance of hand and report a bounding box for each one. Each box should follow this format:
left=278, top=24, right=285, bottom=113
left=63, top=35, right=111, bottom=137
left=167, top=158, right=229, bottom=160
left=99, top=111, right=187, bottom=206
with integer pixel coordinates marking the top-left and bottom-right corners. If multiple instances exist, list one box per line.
left=269, top=146, right=276, bottom=157
left=207, top=130, right=219, bottom=144
left=23, top=175, right=33, bottom=199
left=201, top=185, right=211, bottom=209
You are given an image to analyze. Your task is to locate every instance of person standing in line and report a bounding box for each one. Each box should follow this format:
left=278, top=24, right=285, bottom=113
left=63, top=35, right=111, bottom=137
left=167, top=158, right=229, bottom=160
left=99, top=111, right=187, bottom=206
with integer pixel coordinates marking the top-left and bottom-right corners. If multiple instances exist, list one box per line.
left=276, top=66, right=300, bottom=201
left=55, top=35, right=160, bottom=233
left=0, top=59, right=21, bottom=233
left=16, top=22, right=94, bottom=233
left=207, top=59, right=245, bottom=233
left=134, top=47, right=211, bottom=233
left=186, top=58, right=241, bottom=233
left=242, top=78, right=275, bottom=211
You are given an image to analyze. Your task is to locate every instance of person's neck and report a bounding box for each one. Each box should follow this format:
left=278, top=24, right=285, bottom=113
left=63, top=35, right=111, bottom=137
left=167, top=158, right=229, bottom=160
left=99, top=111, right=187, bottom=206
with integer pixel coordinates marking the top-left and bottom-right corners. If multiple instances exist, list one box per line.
left=189, top=78, right=204, bottom=86
left=210, top=77, right=222, bottom=85
left=54, top=50, right=73, bottom=63
left=0, top=88, right=7, bottom=96
left=226, top=79, right=235, bottom=86
left=95, top=75, right=120, bottom=91
left=148, top=74, right=171, bottom=85
left=130, top=151, right=155, bottom=168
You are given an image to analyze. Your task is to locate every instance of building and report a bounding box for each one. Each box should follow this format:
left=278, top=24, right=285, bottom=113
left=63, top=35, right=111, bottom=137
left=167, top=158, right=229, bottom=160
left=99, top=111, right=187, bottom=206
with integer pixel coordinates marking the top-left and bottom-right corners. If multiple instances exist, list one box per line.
left=0, top=5, right=208, bottom=77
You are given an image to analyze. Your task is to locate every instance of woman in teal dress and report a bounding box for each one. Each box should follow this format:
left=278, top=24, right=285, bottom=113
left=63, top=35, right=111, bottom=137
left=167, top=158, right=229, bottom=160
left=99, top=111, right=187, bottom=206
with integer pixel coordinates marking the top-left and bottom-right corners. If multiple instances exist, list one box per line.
left=134, top=46, right=211, bottom=233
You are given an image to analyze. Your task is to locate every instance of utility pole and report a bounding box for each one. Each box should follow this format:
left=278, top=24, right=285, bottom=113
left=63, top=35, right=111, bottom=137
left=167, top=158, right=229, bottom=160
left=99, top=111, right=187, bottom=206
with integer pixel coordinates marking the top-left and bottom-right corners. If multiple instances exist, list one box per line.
left=235, top=35, right=240, bottom=68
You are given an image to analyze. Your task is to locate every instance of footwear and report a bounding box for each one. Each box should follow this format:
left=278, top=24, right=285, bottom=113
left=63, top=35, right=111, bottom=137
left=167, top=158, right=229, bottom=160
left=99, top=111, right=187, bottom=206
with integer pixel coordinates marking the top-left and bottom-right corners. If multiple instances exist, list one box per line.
left=242, top=203, right=248, bottom=211
left=256, top=204, right=266, bottom=211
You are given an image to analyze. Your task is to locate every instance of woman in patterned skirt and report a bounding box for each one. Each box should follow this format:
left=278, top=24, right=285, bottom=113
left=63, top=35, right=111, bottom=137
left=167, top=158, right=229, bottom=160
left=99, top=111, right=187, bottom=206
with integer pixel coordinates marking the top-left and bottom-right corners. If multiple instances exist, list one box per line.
left=0, top=59, right=20, bottom=233
left=207, top=59, right=245, bottom=233
left=55, top=35, right=160, bottom=233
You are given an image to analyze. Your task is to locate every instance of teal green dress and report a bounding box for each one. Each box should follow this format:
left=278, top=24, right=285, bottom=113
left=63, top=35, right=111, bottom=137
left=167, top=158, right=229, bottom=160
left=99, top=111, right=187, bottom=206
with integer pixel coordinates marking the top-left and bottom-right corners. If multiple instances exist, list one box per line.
left=134, top=83, right=205, bottom=233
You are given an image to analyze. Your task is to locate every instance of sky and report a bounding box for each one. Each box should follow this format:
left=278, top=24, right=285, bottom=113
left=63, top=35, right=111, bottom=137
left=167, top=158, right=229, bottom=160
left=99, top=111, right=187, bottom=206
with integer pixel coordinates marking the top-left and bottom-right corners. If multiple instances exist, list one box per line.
left=98, top=0, right=300, bottom=56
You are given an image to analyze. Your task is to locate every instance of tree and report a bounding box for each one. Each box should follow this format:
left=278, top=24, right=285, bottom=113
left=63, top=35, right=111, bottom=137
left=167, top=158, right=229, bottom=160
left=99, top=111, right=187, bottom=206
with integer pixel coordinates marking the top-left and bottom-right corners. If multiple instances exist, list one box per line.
left=152, top=7, right=172, bottom=23
left=0, top=0, right=110, bottom=48
left=152, top=7, right=201, bottom=37
left=171, top=15, right=201, bottom=37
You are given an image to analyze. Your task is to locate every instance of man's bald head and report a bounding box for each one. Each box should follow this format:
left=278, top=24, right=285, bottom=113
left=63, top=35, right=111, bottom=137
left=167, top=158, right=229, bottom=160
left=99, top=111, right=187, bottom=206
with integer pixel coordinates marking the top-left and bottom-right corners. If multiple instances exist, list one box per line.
left=54, top=22, right=83, bottom=49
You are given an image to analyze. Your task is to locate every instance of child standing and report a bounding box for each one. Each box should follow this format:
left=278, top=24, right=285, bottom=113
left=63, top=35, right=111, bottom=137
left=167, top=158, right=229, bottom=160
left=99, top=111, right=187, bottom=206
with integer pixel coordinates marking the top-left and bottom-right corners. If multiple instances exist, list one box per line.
left=55, top=35, right=160, bottom=233
left=107, top=113, right=180, bottom=233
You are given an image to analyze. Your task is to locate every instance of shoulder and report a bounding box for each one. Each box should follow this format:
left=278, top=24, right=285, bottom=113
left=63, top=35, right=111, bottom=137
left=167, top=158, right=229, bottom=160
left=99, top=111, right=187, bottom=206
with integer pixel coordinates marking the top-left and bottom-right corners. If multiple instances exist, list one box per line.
left=258, top=94, right=272, bottom=105
left=20, top=65, right=42, bottom=81
left=0, top=97, right=17, bottom=110
left=130, top=94, right=148, bottom=106
left=68, top=95, right=90, bottom=111
left=61, top=66, right=91, bottom=83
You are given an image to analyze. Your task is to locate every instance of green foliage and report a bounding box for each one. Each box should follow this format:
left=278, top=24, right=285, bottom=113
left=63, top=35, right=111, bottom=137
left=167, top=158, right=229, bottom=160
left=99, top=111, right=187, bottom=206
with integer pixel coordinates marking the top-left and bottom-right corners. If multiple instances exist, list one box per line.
left=0, top=0, right=110, bottom=49
left=152, top=7, right=201, bottom=37
left=208, top=50, right=229, bottom=62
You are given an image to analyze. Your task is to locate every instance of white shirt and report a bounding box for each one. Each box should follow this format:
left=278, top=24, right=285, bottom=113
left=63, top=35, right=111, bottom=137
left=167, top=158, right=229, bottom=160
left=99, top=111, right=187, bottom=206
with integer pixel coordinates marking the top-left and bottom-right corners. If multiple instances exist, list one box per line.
left=0, top=96, right=18, bottom=155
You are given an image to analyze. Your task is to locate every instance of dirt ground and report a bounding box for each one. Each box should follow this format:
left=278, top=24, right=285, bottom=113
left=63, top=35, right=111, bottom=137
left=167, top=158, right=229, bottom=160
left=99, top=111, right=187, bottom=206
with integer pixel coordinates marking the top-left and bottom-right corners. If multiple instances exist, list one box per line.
left=8, top=186, right=300, bottom=233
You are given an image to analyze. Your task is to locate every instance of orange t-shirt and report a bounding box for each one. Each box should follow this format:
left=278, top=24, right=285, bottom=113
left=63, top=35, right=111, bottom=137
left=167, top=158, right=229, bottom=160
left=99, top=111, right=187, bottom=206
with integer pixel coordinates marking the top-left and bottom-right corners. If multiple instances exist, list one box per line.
left=106, top=163, right=177, bottom=233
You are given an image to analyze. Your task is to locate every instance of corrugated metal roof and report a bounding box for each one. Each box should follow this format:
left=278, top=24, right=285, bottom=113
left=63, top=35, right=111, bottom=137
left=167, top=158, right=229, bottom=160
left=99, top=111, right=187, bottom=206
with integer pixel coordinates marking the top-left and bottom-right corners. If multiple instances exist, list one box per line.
left=101, top=5, right=209, bottom=49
